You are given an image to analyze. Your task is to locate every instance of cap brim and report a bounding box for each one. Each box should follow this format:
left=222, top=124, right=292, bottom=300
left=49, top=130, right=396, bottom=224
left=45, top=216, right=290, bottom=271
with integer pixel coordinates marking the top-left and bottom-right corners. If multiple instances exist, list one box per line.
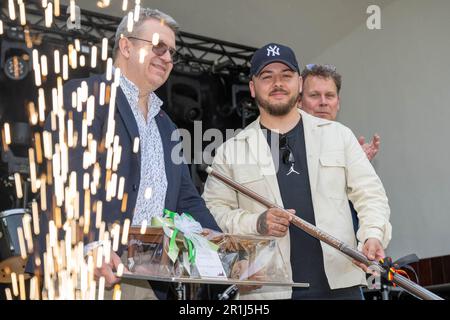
left=253, top=59, right=298, bottom=77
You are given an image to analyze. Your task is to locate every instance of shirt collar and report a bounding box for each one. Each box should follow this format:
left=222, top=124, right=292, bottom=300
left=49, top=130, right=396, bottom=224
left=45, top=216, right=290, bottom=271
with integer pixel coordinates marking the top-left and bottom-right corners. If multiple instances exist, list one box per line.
left=118, top=69, right=164, bottom=121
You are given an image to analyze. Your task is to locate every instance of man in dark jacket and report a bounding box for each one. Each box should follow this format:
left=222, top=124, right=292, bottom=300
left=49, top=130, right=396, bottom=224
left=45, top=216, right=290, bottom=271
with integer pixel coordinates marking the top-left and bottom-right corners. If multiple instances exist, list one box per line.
left=27, top=8, right=221, bottom=300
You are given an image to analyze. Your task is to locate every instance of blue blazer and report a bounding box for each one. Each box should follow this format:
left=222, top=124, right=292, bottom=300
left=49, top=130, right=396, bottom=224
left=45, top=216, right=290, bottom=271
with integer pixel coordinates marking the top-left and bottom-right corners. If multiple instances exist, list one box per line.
left=27, top=73, right=221, bottom=298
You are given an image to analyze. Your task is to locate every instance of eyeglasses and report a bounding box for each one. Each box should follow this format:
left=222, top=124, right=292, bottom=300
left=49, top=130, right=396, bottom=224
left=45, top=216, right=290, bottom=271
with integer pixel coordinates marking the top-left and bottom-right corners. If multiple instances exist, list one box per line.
left=280, top=135, right=295, bottom=166
left=305, top=63, right=337, bottom=72
left=127, top=36, right=179, bottom=63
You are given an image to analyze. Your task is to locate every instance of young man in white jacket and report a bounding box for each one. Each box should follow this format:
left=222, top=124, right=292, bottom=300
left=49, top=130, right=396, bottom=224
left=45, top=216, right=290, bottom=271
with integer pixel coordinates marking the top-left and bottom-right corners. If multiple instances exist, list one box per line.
left=202, top=43, right=391, bottom=300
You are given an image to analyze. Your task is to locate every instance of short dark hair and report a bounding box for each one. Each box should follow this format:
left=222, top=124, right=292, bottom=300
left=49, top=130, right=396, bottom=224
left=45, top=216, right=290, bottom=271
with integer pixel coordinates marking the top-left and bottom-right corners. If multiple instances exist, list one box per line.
left=301, top=64, right=342, bottom=95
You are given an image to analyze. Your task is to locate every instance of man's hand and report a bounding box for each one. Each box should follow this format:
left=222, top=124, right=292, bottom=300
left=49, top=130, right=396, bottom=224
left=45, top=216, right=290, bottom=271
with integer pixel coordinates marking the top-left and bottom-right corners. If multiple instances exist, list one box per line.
left=358, top=134, right=380, bottom=161
left=256, top=208, right=294, bottom=237
left=353, top=238, right=385, bottom=273
left=93, top=250, right=123, bottom=289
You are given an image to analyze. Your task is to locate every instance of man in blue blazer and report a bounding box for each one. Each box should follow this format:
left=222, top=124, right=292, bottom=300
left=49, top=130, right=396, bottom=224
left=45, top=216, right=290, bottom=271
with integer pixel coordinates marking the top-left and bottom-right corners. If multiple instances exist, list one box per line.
left=27, top=8, right=221, bottom=299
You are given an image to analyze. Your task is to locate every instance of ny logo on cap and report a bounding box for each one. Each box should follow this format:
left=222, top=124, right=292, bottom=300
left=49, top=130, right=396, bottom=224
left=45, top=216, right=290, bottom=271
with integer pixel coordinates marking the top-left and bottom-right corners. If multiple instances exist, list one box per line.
left=267, top=45, right=280, bottom=57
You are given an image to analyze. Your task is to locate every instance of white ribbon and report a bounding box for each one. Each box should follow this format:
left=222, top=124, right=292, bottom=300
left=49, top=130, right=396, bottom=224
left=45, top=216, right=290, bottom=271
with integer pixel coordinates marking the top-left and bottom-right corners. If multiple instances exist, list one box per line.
left=173, top=213, right=203, bottom=237
left=174, top=214, right=218, bottom=257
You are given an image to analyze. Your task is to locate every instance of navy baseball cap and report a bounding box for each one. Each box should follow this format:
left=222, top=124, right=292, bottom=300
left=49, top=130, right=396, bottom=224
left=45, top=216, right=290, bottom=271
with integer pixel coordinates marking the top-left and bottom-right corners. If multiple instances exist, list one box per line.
left=250, top=43, right=300, bottom=77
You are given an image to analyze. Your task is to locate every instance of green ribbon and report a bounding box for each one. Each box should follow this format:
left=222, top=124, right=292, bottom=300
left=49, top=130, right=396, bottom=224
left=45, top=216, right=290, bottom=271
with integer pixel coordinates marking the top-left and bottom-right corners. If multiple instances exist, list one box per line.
left=163, top=208, right=176, bottom=220
left=162, top=209, right=195, bottom=263
left=168, top=228, right=180, bottom=262
left=163, top=209, right=180, bottom=262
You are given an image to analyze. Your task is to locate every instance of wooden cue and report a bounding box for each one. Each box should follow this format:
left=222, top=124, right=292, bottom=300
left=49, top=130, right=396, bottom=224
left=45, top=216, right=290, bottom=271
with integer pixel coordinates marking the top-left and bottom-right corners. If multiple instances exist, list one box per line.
left=205, top=166, right=443, bottom=300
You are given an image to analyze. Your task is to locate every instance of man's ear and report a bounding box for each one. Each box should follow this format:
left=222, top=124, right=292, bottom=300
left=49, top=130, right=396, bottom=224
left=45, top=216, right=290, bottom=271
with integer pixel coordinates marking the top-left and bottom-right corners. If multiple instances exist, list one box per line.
left=337, top=95, right=341, bottom=111
left=297, top=94, right=303, bottom=108
left=298, top=75, right=303, bottom=96
left=118, top=37, right=131, bottom=59
left=249, top=80, right=256, bottom=98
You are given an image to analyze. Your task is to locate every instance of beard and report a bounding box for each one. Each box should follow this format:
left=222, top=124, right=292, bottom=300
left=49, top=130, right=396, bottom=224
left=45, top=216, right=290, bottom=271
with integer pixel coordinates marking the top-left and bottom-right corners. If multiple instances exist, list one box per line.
left=255, top=90, right=299, bottom=116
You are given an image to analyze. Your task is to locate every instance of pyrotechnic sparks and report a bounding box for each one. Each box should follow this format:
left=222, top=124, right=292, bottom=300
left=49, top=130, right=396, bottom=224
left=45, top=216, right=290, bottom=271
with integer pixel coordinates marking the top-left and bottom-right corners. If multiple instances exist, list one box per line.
left=1, top=0, right=152, bottom=301
left=63, top=54, right=69, bottom=80
left=144, top=187, right=152, bottom=199
left=8, top=0, right=16, bottom=21
left=19, top=1, right=26, bottom=26
left=14, top=173, right=23, bottom=199
left=4, top=122, right=11, bottom=145
left=55, top=0, right=60, bottom=16
left=117, top=177, right=125, bottom=200
left=102, top=38, right=108, bottom=61
left=91, top=45, right=98, bottom=69
left=32, top=200, right=40, bottom=235
left=17, top=226, right=27, bottom=259
left=69, top=44, right=78, bottom=69
left=70, top=0, right=76, bottom=23
left=38, top=88, right=46, bottom=122
left=106, top=57, right=113, bottom=81
left=19, top=274, right=26, bottom=300
left=34, top=62, right=42, bottom=87
left=121, top=219, right=130, bottom=245
left=41, top=55, right=48, bottom=77
left=127, top=11, right=134, bottom=32
left=98, top=276, right=105, bottom=300
left=113, top=284, right=121, bottom=300
left=5, top=288, right=12, bottom=300
left=54, top=49, right=61, bottom=74
left=79, top=54, right=86, bottom=67
left=75, top=39, right=81, bottom=52
left=140, top=219, right=148, bottom=234
left=139, top=48, right=147, bottom=64
left=152, top=32, right=160, bottom=46
left=29, top=148, right=38, bottom=193
left=45, top=2, right=53, bottom=27
left=29, top=102, right=38, bottom=125
left=134, top=1, right=141, bottom=22
left=11, top=273, right=19, bottom=296
left=122, top=0, right=128, bottom=12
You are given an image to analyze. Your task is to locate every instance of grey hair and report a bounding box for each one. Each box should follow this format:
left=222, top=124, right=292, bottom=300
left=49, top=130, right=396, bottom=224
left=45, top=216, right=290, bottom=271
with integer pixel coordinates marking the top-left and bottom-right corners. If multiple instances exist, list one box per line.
left=113, top=8, right=179, bottom=60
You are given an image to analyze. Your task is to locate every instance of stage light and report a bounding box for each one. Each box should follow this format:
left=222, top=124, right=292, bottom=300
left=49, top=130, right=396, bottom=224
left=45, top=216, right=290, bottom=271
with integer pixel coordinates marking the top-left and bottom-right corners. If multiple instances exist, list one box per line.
left=3, top=54, right=29, bottom=80
left=171, top=92, right=203, bottom=123
left=165, top=76, right=204, bottom=125
left=0, top=39, right=31, bottom=81
left=232, top=84, right=259, bottom=127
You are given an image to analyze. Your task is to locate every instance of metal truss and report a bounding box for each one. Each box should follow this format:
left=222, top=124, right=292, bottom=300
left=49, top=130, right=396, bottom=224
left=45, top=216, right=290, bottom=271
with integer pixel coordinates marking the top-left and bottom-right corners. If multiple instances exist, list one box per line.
left=0, top=0, right=256, bottom=75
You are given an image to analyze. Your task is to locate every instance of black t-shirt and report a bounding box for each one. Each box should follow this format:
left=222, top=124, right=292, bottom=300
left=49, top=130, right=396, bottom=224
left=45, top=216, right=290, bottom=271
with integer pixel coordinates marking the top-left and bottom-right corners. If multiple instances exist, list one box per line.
left=261, top=119, right=362, bottom=300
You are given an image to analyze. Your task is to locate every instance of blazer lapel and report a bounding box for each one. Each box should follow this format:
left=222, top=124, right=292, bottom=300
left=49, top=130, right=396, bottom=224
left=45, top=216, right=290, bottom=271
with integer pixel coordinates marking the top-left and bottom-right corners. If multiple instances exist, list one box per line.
left=115, top=86, right=140, bottom=142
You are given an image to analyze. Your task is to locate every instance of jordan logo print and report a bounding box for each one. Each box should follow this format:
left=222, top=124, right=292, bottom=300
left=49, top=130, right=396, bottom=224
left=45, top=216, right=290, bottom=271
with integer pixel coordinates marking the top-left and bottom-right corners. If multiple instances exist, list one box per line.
left=287, top=163, right=300, bottom=176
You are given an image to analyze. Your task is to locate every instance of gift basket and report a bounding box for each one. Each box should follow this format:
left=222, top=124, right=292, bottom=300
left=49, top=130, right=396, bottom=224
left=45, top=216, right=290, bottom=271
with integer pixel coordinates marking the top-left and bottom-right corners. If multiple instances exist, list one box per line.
left=125, top=209, right=291, bottom=285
